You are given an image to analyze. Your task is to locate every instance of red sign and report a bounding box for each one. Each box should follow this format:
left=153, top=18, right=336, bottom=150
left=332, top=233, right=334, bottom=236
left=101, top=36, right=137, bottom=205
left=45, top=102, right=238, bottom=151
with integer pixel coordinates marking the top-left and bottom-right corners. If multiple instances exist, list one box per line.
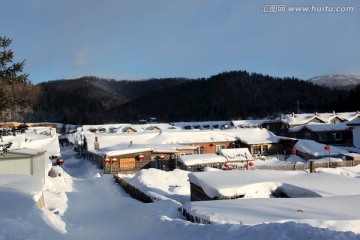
left=324, top=146, right=330, bottom=151
left=120, top=158, right=135, bottom=169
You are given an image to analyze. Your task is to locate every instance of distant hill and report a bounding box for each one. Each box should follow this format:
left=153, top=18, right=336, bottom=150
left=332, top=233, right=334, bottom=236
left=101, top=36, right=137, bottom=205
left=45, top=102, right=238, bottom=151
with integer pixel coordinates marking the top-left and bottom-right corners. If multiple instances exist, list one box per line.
left=23, top=71, right=359, bottom=124
left=308, top=74, right=360, bottom=90
left=108, top=71, right=346, bottom=123
left=27, top=76, right=187, bottom=124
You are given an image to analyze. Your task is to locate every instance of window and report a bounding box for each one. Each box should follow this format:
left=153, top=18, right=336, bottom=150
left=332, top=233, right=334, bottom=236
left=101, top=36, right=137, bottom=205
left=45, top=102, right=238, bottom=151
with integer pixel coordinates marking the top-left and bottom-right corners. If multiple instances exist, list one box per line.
left=232, top=144, right=241, bottom=149
left=290, top=133, right=297, bottom=138
left=196, top=146, right=201, bottom=154
left=318, top=133, right=326, bottom=141
left=304, top=132, right=311, bottom=139
left=262, top=145, right=268, bottom=155
left=333, top=132, right=342, bottom=140
left=216, top=144, right=226, bottom=153
left=252, top=145, right=261, bottom=155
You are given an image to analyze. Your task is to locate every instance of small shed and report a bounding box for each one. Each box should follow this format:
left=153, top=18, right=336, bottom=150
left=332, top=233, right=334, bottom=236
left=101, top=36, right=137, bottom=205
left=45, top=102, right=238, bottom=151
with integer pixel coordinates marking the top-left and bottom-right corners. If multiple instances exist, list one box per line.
left=0, top=148, right=46, bottom=183
left=178, top=154, right=227, bottom=171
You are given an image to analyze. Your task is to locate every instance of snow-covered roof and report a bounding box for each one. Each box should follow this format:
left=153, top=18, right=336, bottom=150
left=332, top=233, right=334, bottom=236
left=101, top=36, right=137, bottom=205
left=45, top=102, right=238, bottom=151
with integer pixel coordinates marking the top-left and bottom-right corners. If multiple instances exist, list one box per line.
left=85, top=128, right=279, bottom=152
left=188, top=170, right=360, bottom=199
left=88, top=141, right=196, bottom=157
left=229, top=128, right=280, bottom=144
left=82, top=123, right=178, bottom=133
left=336, top=112, right=360, bottom=121
left=347, top=117, right=360, bottom=126
left=294, top=139, right=348, bottom=157
left=275, top=112, right=360, bottom=125
left=231, top=119, right=267, bottom=128
left=178, top=154, right=227, bottom=166
left=219, top=148, right=253, bottom=161
left=183, top=195, right=360, bottom=226
left=289, top=122, right=349, bottom=132
left=171, top=121, right=231, bottom=130
left=278, top=113, right=327, bottom=125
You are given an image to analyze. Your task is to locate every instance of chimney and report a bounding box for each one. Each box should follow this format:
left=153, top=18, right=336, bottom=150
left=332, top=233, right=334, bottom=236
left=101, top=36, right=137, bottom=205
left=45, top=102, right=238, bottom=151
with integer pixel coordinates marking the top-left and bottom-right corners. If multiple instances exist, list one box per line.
left=94, top=136, right=99, bottom=150
left=130, top=141, right=133, bottom=146
left=291, top=112, right=295, bottom=117
left=333, top=110, right=336, bottom=115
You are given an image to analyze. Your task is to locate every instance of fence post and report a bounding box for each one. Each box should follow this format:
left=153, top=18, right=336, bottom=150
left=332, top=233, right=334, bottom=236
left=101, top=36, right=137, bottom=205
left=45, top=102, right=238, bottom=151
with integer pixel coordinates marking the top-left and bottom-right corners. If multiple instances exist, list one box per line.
left=310, top=160, right=315, bottom=173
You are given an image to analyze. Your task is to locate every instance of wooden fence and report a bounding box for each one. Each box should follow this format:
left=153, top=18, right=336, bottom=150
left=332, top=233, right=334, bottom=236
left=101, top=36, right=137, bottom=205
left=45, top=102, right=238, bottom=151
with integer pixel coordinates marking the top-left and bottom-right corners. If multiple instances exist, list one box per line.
left=114, top=176, right=155, bottom=203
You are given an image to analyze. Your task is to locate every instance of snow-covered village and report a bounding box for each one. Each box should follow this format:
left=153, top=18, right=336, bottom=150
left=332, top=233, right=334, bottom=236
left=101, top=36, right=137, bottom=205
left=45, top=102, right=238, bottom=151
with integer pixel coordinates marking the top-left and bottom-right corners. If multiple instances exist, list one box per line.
left=1, top=113, right=360, bottom=239
left=2, top=1, right=360, bottom=240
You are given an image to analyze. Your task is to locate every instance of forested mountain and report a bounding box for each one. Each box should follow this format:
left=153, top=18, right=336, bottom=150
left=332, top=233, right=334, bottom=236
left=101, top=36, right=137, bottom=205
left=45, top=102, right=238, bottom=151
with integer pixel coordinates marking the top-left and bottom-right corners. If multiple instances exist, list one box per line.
left=21, top=71, right=360, bottom=124
left=109, top=71, right=348, bottom=122
left=25, top=76, right=187, bottom=124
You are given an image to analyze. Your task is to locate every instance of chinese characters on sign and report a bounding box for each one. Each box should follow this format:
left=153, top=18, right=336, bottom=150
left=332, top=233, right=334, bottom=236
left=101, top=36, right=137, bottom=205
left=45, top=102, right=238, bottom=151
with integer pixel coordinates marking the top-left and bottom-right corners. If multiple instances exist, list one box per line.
left=120, top=158, right=136, bottom=169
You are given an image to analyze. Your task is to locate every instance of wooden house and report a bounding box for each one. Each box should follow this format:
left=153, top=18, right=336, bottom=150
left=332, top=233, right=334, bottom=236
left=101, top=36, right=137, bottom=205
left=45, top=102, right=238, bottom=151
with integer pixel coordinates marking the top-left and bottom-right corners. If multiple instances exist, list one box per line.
left=85, top=133, right=196, bottom=174
left=288, top=123, right=352, bottom=146
left=233, top=128, right=284, bottom=156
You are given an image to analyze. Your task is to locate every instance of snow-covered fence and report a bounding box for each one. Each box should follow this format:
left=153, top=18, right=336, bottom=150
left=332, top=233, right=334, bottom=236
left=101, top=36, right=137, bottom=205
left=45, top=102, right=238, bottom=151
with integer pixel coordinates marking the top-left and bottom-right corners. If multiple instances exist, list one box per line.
left=253, top=160, right=359, bottom=171
left=114, top=176, right=154, bottom=203
left=182, top=207, right=211, bottom=224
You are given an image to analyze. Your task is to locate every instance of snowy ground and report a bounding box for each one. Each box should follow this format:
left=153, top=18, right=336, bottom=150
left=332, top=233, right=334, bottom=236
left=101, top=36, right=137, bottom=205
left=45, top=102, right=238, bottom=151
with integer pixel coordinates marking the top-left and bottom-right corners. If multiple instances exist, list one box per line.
left=1, top=147, right=360, bottom=239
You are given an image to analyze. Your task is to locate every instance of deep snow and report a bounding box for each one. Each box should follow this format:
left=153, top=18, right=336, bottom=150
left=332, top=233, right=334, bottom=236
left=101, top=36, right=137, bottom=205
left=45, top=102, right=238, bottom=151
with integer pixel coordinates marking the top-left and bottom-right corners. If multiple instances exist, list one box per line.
left=1, top=147, right=360, bottom=239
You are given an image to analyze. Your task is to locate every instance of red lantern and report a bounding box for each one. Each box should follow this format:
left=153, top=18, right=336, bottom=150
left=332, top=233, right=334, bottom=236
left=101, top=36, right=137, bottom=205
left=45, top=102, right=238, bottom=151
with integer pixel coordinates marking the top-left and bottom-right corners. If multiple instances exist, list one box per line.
left=159, top=155, right=165, bottom=160
left=57, top=159, right=64, bottom=166
left=138, top=154, right=144, bottom=160
left=224, top=163, right=230, bottom=168
left=200, top=145, right=206, bottom=149
left=210, top=143, right=215, bottom=147
left=111, top=158, right=117, bottom=163
left=248, top=162, right=254, bottom=167
left=104, top=158, right=110, bottom=163
left=291, top=148, right=296, bottom=154
left=324, top=146, right=330, bottom=151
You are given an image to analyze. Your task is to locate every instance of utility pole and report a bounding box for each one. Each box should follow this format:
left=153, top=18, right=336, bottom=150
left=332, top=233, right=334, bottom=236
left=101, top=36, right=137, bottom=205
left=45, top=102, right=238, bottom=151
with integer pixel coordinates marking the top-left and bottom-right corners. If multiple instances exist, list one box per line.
left=297, top=100, right=300, bottom=114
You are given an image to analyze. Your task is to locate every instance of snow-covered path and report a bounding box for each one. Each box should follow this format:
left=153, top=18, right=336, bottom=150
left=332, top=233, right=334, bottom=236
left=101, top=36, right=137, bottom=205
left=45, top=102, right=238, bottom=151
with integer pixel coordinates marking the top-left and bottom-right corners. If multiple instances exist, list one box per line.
left=57, top=149, right=191, bottom=240
left=50, top=149, right=360, bottom=240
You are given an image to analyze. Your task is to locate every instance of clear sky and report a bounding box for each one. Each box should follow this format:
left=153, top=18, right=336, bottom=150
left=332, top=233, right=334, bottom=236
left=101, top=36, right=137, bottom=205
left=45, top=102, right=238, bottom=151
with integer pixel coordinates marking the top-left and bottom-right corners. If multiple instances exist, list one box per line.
left=1, top=0, right=359, bottom=84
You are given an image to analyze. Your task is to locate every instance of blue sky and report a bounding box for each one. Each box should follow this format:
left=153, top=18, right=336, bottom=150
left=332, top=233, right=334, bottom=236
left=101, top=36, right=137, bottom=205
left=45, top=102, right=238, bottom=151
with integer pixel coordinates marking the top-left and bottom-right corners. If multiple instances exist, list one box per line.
left=1, top=0, right=359, bottom=84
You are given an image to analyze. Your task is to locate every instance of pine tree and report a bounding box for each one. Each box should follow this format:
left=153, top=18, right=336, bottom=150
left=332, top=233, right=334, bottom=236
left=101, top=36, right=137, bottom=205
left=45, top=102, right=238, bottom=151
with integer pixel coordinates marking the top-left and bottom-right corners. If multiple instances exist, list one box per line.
left=0, top=36, right=29, bottom=121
